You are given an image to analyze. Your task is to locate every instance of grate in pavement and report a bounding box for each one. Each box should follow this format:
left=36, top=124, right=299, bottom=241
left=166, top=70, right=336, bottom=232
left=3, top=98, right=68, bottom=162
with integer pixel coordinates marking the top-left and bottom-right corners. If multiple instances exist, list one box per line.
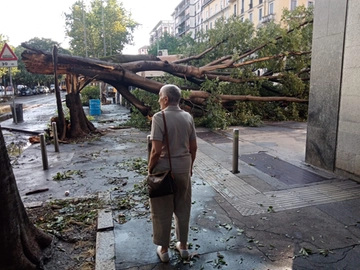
left=240, top=152, right=327, bottom=185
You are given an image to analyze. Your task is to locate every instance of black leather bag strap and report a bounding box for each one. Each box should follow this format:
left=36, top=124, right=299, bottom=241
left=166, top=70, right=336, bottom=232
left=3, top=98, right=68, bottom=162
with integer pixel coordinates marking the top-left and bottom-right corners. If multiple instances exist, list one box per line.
left=161, top=110, right=172, bottom=172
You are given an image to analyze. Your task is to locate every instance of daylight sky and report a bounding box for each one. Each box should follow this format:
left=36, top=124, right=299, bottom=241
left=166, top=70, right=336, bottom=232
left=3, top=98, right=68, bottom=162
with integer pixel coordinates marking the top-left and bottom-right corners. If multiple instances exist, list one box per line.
left=1, top=0, right=176, bottom=54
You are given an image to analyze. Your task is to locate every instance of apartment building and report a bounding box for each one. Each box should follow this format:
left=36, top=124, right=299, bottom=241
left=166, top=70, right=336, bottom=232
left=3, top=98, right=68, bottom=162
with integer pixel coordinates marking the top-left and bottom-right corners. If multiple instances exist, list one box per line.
left=197, top=0, right=314, bottom=34
left=173, top=0, right=197, bottom=38
left=149, top=20, right=174, bottom=45
left=138, top=46, right=149, bottom=55
left=145, top=0, right=314, bottom=52
left=235, top=0, right=314, bottom=27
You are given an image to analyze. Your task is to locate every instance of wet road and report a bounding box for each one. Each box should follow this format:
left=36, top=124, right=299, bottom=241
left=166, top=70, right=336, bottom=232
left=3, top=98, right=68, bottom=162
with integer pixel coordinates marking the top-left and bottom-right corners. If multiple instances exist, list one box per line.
left=1, top=92, right=61, bottom=153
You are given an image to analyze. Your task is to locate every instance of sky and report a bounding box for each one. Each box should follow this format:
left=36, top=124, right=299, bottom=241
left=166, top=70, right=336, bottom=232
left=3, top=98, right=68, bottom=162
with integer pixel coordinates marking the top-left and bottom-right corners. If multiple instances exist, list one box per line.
left=1, top=0, right=176, bottom=54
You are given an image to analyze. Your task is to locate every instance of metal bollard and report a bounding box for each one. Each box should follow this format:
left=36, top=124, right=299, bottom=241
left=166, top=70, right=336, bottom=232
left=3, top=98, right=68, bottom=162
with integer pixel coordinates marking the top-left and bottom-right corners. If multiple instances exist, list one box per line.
left=52, top=122, right=59, bottom=152
left=232, top=129, right=240, bottom=174
left=40, top=134, right=49, bottom=170
left=147, top=135, right=152, bottom=163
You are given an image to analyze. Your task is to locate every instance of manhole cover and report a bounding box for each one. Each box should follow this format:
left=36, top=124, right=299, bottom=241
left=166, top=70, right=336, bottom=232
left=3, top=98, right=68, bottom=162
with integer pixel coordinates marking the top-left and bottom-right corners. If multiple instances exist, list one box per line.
left=240, top=152, right=327, bottom=185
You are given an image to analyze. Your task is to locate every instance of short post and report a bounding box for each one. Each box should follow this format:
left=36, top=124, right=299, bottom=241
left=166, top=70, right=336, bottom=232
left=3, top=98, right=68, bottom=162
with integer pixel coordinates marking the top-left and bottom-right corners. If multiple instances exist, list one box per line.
left=147, top=135, right=152, bottom=163
left=52, top=122, right=59, bottom=152
left=40, top=134, right=48, bottom=170
left=232, top=129, right=240, bottom=174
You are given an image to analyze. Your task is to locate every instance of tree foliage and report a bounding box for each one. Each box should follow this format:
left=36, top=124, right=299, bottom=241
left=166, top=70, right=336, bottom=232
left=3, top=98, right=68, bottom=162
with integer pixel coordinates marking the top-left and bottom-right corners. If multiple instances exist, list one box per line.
left=130, top=6, right=314, bottom=128
left=147, top=32, right=195, bottom=56
left=65, top=0, right=139, bottom=57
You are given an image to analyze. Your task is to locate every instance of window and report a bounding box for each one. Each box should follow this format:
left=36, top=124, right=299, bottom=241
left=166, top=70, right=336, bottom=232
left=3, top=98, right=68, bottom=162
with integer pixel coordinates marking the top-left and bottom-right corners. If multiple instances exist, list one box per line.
left=249, top=12, right=253, bottom=22
left=241, top=0, right=244, bottom=13
left=210, top=22, right=213, bottom=29
left=249, top=0, right=253, bottom=9
left=234, top=4, right=237, bottom=16
left=215, top=4, right=218, bottom=13
left=291, top=0, right=297, bottom=10
left=308, top=1, right=314, bottom=7
left=259, top=0, right=263, bottom=4
left=259, top=8, right=262, bottom=21
left=269, top=2, right=274, bottom=14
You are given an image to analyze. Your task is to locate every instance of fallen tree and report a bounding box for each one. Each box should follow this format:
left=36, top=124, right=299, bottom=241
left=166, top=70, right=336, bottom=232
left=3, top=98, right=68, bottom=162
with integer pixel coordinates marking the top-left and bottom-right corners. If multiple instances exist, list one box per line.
left=21, top=43, right=309, bottom=116
left=21, top=13, right=312, bottom=138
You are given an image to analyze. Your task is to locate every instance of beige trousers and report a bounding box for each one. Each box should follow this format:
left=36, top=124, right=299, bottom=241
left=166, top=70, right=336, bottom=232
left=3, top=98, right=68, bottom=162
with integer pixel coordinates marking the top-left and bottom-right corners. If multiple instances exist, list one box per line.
left=150, top=172, right=192, bottom=247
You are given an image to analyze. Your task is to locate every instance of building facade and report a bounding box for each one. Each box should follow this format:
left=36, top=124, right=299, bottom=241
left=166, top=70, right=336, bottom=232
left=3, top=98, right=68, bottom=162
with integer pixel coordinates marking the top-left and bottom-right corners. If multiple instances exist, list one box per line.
left=200, top=0, right=314, bottom=32
left=149, top=20, right=174, bottom=45
left=145, top=0, right=314, bottom=51
left=173, top=0, right=197, bottom=38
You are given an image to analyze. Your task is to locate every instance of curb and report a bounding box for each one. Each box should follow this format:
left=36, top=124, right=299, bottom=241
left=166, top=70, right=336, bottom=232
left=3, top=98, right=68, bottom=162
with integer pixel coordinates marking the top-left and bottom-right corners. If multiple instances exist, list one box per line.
left=95, top=192, right=115, bottom=270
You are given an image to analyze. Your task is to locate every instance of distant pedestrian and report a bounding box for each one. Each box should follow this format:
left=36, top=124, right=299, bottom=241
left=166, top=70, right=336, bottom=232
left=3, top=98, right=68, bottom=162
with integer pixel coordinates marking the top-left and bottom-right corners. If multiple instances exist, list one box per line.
left=148, top=84, right=197, bottom=262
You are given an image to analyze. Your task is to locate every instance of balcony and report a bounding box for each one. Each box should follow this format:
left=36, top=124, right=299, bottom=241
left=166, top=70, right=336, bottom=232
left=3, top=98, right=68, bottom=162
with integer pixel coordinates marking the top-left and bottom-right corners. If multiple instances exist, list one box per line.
left=175, top=1, right=190, bottom=17
left=175, top=13, right=190, bottom=27
left=261, top=13, right=275, bottom=23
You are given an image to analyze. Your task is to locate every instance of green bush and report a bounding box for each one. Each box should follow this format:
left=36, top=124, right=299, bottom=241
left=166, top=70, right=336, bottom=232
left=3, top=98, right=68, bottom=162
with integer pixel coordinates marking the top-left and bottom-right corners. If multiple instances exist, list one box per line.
left=81, top=86, right=100, bottom=106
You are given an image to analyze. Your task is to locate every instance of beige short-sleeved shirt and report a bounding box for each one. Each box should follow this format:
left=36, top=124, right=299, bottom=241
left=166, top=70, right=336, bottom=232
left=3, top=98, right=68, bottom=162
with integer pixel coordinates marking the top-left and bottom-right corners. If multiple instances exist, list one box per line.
left=150, top=105, right=197, bottom=174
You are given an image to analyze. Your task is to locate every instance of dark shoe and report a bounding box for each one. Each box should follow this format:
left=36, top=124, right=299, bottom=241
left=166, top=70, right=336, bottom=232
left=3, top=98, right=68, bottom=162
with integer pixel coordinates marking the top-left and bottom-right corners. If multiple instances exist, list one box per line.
left=156, top=246, right=170, bottom=262
left=176, top=241, right=189, bottom=259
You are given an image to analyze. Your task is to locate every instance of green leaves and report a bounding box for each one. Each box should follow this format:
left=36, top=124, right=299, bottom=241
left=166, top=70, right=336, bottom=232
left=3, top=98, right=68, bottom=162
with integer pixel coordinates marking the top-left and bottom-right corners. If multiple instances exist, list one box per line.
left=65, top=0, right=139, bottom=57
left=53, top=170, right=84, bottom=181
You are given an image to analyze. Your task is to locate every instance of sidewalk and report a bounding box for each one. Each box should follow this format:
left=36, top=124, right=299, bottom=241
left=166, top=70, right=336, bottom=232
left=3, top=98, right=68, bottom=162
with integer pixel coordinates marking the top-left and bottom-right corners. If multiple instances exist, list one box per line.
left=1, top=104, right=360, bottom=269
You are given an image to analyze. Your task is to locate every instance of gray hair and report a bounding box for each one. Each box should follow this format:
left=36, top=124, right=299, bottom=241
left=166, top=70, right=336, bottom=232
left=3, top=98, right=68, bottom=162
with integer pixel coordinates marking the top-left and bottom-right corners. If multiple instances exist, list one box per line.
left=160, top=84, right=181, bottom=104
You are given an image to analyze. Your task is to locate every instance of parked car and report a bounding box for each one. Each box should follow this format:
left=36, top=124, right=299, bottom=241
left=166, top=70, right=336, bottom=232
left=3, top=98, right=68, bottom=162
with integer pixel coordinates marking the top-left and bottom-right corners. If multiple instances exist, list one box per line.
left=35, top=86, right=44, bottom=94
left=20, top=87, right=32, bottom=96
left=5, top=86, right=14, bottom=95
left=50, top=84, right=55, bottom=92
left=39, top=86, right=49, bottom=93
left=32, top=87, right=39, bottom=95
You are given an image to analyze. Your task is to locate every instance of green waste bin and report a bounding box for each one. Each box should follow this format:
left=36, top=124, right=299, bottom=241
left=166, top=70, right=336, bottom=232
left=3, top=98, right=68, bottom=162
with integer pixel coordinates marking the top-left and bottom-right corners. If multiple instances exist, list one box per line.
left=10, top=103, right=24, bottom=123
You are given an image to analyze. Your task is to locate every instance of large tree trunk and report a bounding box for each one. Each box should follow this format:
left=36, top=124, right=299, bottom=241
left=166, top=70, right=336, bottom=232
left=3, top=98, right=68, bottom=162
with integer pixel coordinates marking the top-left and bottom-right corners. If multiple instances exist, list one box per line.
left=0, top=126, right=52, bottom=269
left=66, top=92, right=96, bottom=138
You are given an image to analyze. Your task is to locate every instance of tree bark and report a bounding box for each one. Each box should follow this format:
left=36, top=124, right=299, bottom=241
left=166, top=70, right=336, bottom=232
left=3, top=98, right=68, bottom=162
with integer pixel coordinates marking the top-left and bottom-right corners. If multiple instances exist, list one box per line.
left=0, top=126, right=52, bottom=269
left=66, top=92, right=96, bottom=138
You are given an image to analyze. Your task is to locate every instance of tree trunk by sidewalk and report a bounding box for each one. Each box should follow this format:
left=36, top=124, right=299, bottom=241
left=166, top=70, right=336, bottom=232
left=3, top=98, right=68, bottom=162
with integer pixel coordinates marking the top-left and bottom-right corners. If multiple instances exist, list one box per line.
left=0, top=127, right=52, bottom=269
left=66, top=92, right=96, bottom=138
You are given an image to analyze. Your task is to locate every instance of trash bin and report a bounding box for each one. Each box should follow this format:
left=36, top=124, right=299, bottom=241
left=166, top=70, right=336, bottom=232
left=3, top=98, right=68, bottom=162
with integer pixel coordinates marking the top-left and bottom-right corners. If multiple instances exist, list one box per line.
left=10, top=103, right=24, bottom=123
left=89, top=99, right=101, bottom=116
